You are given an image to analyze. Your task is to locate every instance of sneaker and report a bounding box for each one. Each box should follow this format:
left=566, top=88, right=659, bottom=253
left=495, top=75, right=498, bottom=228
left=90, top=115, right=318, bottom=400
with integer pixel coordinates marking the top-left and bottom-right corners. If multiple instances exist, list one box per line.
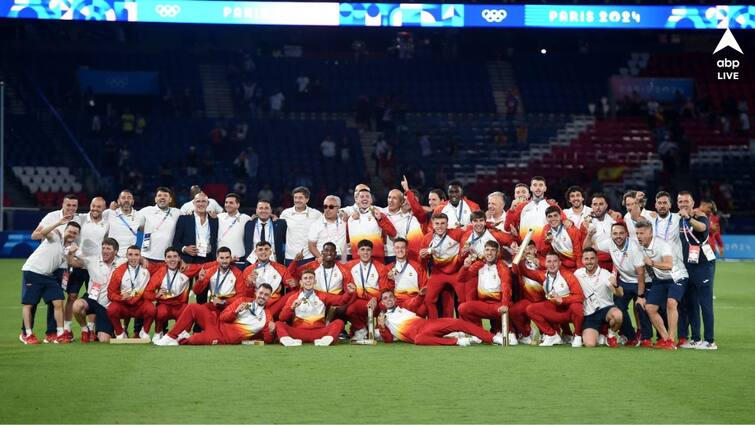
left=696, top=341, right=718, bottom=350
left=639, top=339, right=652, bottom=348
left=654, top=339, right=676, bottom=350
left=177, top=331, right=191, bottom=341
left=456, top=337, right=471, bottom=347
left=518, top=334, right=533, bottom=345
left=43, top=332, right=56, bottom=344
left=139, top=330, right=151, bottom=340
left=151, top=332, right=164, bottom=344
left=20, top=333, right=40, bottom=345
left=54, top=334, right=71, bottom=344
left=492, top=333, right=504, bottom=345
left=677, top=338, right=688, bottom=347
left=540, top=334, right=563, bottom=347
left=680, top=339, right=701, bottom=349
left=314, top=336, right=334, bottom=347
left=562, top=334, right=574, bottom=344
left=571, top=335, right=583, bottom=348
left=81, top=330, right=92, bottom=343
left=618, top=335, right=628, bottom=345
left=606, top=336, right=618, bottom=348
left=280, top=336, right=302, bottom=347
left=624, top=338, right=639, bottom=347
left=507, top=332, right=519, bottom=346
left=115, top=332, right=127, bottom=340
left=338, top=330, right=349, bottom=341
left=444, top=331, right=467, bottom=339
left=154, top=335, right=179, bottom=346
left=63, top=329, right=74, bottom=342
left=351, top=328, right=368, bottom=341
left=468, top=336, right=483, bottom=345
left=597, top=334, right=607, bottom=346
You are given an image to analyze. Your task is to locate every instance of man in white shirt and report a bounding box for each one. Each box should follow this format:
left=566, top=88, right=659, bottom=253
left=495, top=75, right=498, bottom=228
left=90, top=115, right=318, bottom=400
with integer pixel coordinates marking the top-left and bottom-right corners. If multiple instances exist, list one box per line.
left=622, top=191, right=653, bottom=242
left=320, top=136, right=336, bottom=159
left=139, top=187, right=181, bottom=273
left=308, top=195, right=347, bottom=260
left=280, top=187, right=323, bottom=266
left=584, top=193, right=622, bottom=271
left=20, top=221, right=81, bottom=344
left=217, top=193, right=251, bottom=267
left=574, top=248, right=623, bottom=348
left=104, top=190, right=145, bottom=258
left=563, top=186, right=592, bottom=229
left=485, top=191, right=507, bottom=231
left=381, top=189, right=422, bottom=264
left=179, top=185, right=223, bottom=215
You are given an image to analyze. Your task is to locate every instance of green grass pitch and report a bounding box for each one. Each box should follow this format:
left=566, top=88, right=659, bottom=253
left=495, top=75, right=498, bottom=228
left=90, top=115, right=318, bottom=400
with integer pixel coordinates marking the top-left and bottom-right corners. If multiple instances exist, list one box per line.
left=1, top=259, right=754, bottom=424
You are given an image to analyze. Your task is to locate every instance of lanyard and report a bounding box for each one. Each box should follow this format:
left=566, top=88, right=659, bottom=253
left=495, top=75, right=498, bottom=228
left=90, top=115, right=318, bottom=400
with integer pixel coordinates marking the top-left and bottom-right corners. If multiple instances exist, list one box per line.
left=470, top=230, right=485, bottom=246
left=301, top=289, right=315, bottom=304
left=655, top=215, right=671, bottom=240
left=221, top=215, right=240, bottom=239
left=545, top=272, right=557, bottom=293
left=321, top=266, right=335, bottom=292
left=128, top=265, right=141, bottom=290
left=681, top=220, right=702, bottom=245
left=455, top=201, right=464, bottom=223
left=117, top=213, right=137, bottom=237
left=165, top=268, right=179, bottom=292
left=554, top=224, right=564, bottom=237
left=247, top=302, right=261, bottom=318
left=394, top=260, right=409, bottom=283
left=153, top=208, right=172, bottom=232
left=433, top=233, right=448, bottom=250
left=214, top=268, right=231, bottom=295
left=359, top=262, right=373, bottom=291
left=617, top=240, right=629, bottom=269
left=403, top=214, right=412, bottom=237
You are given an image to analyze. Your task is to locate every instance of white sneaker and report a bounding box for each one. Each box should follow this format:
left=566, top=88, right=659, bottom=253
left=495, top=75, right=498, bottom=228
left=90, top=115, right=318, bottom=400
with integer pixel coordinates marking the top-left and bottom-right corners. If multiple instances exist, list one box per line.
left=139, top=329, right=151, bottom=340
left=116, top=332, right=127, bottom=340
left=469, top=336, right=482, bottom=345
left=456, top=337, right=471, bottom=347
left=571, top=335, right=583, bottom=348
left=154, top=335, right=178, bottom=346
left=562, top=334, right=574, bottom=344
left=444, top=331, right=466, bottom=339
left=280, top=336, right=302, bottom=347
left=696, top=341, right=718, bottom=350
left=680, top=340, right=701, bottom=349
left=177, top=331, right=191, bottom=341
left=151, top=332, right=164, bottom=344
left=352, top=328, right=368, bottom=341
left=492, top=333, right=504, bottom=345
left=518, top=335, right=533, bottom=345
left=598, top=334, right=607, bottom=346
left=314, top=336, right=334, bottom=346
left=539, top=334, right=563, bottom=347
left=508, top=332, right=519, bottom=346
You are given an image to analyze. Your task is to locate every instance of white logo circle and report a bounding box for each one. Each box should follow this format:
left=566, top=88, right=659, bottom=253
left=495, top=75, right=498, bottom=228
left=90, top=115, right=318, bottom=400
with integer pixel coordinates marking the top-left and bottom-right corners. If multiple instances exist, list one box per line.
left=481, top=9, right=507, bottom=23
left=155, top=4, right=181, bottom=18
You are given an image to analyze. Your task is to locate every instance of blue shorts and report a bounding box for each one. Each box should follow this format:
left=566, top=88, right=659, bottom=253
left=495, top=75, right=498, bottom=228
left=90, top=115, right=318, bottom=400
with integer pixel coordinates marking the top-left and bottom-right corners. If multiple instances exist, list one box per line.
left=83, top=297, right=115, bottom=336
left=21, top=271, right=64, bottom=305
left=647, top=278, right=686, bottom=306
left=583, top=305, right=615, bottom=331
left=67, top=268, right=89, bottom=295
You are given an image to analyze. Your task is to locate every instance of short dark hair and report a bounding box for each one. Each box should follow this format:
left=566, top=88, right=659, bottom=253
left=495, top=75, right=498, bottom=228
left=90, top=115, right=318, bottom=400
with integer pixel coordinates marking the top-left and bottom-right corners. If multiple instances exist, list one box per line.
left=531, top=176, right=546, bottom=184
left=103, top=238, right=119, bottom=252
left=515, top=183, right=528, bottom=190
left=127, top=244, right=141, bottom=252
left=429, top=189, right=447, bottom=201
left=63, top=193, right=78, bottom=201
left=582, top=247, right=597, bottom=256
left=655, top=191, right=671, bottom=201
left=164, top=246, right=180, bottom=256
left=119, top=189, right=134, bottom=196
left=677, top=190, right=693, bottom=199
left=611, top=222, right=628, bottom=232
left=484, top=240, right=500, bottom=250
left=470, top=210, right=486, bottom=221
left=565, top=186, right=584, bottom=203
left=322, top=242, right=337, bottom=251
left=393, top=237, right=408, bottom=246
left=257, top=199, right=272, bottom=207
left=292, top=186, right=310, bottom=198
left=256, top=241, right=272, bottom=248
left=432, top=213, right=448, bottom=222
left=546, top=250, right=560, bottom=259
left=225, top=193, right=241, bottom=204
left=257, top=283, right=273, bottom=292
left=217, top=246, right=232, bottom=255
left=156, top=187, right=173, bottom=197
left=301, top=269, right=316, bottom=277
left=591, top=192, right=608, bottom=203
left=448, top=180, right=463, bottom=190
left=622, top=190, right=637, bottom=206
left=545, top=205, right=561, bottom=217
left=357, top=239, right=373, bottom=249
left=65, top=221, right=81, bottom=231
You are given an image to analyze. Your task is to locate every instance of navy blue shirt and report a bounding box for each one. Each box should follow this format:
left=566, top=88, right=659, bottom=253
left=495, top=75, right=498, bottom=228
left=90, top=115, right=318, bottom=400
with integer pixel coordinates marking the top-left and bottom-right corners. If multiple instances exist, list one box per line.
left=680, top=215, right=713, bottom=264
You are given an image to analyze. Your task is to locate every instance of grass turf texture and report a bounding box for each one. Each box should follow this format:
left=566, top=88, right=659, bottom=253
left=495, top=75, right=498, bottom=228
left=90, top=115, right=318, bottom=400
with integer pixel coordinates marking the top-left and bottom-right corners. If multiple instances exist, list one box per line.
left=1, top=259, right=754, bottom=424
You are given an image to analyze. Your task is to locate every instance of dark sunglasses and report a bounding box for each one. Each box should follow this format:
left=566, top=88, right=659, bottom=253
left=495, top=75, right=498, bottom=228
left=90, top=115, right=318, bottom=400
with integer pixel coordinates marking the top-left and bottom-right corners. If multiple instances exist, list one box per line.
left=323, top=205, right=339, bottom=209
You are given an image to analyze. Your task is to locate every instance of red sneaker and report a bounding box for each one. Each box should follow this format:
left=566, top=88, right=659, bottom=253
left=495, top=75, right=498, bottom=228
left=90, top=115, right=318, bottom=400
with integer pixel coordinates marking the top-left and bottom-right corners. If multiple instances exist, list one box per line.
left=639, top=339, right=652, bottom=348
left=20, top=333, right=41, bottom=345
left=43, top=332, right=56, bottom=343
left=654, top=339, right=676, bottom=350
left=54, top=334, right=71, bottom=344
left=63, top=329, right=75, bottom=342
left=607, top=336, right=618, bottom=348
left=624, top=338, right=639, bottom=347
left=677, top=338, right=687, bottom=348
left=80, top=330, right=92, bottom=343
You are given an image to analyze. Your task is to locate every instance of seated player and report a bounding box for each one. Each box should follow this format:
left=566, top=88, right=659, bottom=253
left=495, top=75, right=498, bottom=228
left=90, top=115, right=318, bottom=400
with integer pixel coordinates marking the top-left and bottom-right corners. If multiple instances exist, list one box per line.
left=146, top=247, right=204, bottom=342
left=155, top=284, right=276, bottom=346
left=345, top=239, right=391, bottom=340
left=377, top=290, right=504, bottom=346
left=515, top=250, right=585, bottom=347
left=68, top=238, right=124, bottom=343
left=275, top=270, right=357, bottom=346
left=574, top=248, right=624, bottom=348
left=458, top=240, right=516, bottom=345
left=419, top=213, right=466, bottom=318
left=106, top=245, right=155, bottom=339
left=388, top=238, right=427, bottom=317
left=193, top=247, right=247, bottom=312
left=242, top=241, right=297, bottom=318
left=508, top=240, right=545, bottom=344
left=537, top=205, right=583, bottom=271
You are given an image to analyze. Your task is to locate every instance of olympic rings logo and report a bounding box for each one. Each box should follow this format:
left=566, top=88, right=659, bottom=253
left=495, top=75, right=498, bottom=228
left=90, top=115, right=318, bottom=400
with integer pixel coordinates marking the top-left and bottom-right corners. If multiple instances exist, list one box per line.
left=155, top=4, right=181, bottom=18
left=481, top=9, right=508, bottom=23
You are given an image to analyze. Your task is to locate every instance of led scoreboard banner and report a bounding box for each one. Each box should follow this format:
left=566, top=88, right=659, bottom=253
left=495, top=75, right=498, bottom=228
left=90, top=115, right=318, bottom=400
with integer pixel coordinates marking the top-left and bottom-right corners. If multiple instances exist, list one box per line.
left=0, top=1, right=753, bottom=29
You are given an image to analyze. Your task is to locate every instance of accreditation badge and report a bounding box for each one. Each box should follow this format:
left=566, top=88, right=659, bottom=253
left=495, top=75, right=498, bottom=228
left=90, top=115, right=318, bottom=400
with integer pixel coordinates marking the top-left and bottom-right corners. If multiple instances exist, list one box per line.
left=702, top=244, right=716, bottom=261
left=142, top=233, right=152, bottom=252
left=197, top=241, right=208, bottom=258
left=687, top=245, right=700, bottom=264
left=61, top=270, right=70, bottom=291
left=89, top=281, right=103, bottom=299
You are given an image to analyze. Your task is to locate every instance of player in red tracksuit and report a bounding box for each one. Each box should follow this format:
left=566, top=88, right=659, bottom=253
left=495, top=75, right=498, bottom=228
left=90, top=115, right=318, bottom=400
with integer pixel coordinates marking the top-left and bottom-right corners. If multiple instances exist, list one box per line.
left=387, top=237, right=428, bottom=317
left=145, top=247, right=204, bottom=340
left=509, top=240, right=546, bottom=343
left=459, top=211, right=515, bottom=262
left=242, top=241, right=297, bottom=319
left=515, top=250, right=585, bottom=347
left=536, top=205, right=583, bottom=271
left=276, top=270, right=357, bottom=346
left=505, top=176, right=561, bottom=242
left=345, top=239, right=392, bottom=340
left=377, top=290, right=504, bottom=346
left=154, top=284, right=276, bottom=345
left=420, top=213, right=466, bottom=318
left=287, top=242, right=352, bottom=295
left=346, top=188, right=397, bottom=263
left=457, top=240, right=514, bottom=343
left=401, top=175, right=446, bottom=235
left=192, top=247, right=248, bottom=312
left=432, top=182, right=481, bottom=229
left=106, top=245, right=156, bottom=339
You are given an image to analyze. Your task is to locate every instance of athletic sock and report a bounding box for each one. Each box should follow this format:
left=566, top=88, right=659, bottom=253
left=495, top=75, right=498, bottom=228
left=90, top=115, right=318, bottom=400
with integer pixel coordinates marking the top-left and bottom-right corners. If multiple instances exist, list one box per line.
left=64, top=321, right=72, bottom=331
left=87, top=321, right=95, bottom=332
left=56, top=327, right=64, bottom=336
left=25, top=329, right=33, bottom=336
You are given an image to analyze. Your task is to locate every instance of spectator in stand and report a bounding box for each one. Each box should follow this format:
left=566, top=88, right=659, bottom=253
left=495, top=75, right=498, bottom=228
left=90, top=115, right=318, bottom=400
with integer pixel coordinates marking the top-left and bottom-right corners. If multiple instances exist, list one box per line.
left=231, top=122, right=248, bottom=143
left=296, top=75, right=310, bottom=99
left=516, top=123, right=529, bottom=145
left=269, top=90, right=285, bottom=117
left=117, top=146, right=131, bottom=169
left=352, top=39, right=367, bottom=61
left=121, top=108, right=135, bottom=137
left=419, top=133, right=432, bottom=158
left=339, top=136, right=351, bottom=164
left=320, top=136, right=337, bottom=161
left=258, top=185, right=274, bottom=204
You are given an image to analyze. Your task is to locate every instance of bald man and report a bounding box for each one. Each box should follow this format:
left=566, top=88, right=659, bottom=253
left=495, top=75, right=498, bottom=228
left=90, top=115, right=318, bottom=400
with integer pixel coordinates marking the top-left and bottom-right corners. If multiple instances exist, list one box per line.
left=382, top=189, right=423, bottom=263
left=179, top=185, right=223, bottom=215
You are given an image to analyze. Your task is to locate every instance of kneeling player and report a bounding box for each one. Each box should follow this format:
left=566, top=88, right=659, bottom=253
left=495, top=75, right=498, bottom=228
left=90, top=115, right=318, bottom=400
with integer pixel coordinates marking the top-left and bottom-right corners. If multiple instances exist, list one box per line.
left=155, top=284, right=276, bottom=345
left=574, top=248, right=624, bottom=348
left=276, top=270, right=357, bottom=346
left=377, top=290, right=504, bottom=346
left=106, top=246, right=155, bottom=339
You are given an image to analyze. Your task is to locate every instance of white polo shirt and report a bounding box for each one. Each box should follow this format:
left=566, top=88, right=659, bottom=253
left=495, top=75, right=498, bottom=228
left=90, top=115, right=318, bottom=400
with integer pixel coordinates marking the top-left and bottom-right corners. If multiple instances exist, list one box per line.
left=83, top=255, right=124, bottom=308
left=564, top=206, right=592, bottom=229
left=140, top=206, right=180, bottom=261
left=308, top=217, right=347, bottom=256
left=39, top=210, right=81, bottom=268
left=574, top=267, right=615, bottom=316
left=217, top=211, right=251, bottom=259
left=22, top=230, right=68, bottom=276
left=77, top=213, right=109, bottom=259
left=596, top=238, right=648, bottom=284
left=103, top=208, right=145, bottom=257
left=280, top=206, right=323, bottom=260
left=624, top=209, right=654, bottom=242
